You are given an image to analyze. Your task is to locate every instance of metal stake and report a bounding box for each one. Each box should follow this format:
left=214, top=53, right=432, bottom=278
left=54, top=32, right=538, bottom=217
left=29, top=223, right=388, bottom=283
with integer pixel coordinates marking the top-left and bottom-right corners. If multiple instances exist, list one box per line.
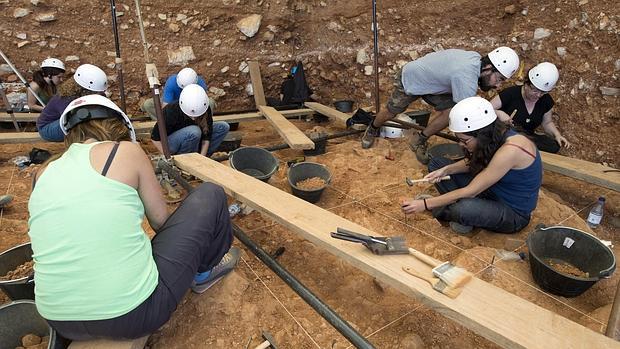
left=109, top=0, right=127, bottom=112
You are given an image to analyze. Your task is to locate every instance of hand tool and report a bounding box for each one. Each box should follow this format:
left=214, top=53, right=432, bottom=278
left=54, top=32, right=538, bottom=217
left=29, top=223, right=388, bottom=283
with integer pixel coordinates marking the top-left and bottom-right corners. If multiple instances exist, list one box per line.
left=408, top=248, right=472, bottom=288
left=405, top=175, right=450, bottom=186
left=254, top=331, right=278, bottom=349
left=331, top=227, right=409, bottom=255
left=402, top=266, right=462, bottom=298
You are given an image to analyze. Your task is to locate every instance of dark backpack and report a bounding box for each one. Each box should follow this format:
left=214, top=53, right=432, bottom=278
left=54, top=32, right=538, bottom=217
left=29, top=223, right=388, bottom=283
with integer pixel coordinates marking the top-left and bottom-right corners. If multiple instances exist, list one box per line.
left=29, top=148, right=52, bottom=164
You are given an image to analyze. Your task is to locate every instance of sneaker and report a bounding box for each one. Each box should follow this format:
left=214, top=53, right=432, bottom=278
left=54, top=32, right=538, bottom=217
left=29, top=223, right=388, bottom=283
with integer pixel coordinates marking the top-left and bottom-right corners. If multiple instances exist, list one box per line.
left=408, top=132, right=429, bottom=164
left=191, top=247, right=241, bottom=294
left=0, top=195, right=13, bottom=208
left=450, top=221, right=474, bottom=235
left=361, top=124, right=380, bottom=149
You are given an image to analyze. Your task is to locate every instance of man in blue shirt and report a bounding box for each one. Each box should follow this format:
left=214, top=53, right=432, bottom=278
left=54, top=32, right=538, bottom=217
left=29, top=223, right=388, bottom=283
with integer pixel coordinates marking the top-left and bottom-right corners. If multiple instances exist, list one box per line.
left=141, top=67, right=209, bottom=120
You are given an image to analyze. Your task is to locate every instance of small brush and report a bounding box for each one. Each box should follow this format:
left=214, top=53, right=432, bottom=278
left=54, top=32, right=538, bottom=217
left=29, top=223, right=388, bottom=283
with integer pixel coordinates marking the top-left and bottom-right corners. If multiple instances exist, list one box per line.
left=403, top=266, right=463, bottom=298
left=408, top=248, right=473, bottom=289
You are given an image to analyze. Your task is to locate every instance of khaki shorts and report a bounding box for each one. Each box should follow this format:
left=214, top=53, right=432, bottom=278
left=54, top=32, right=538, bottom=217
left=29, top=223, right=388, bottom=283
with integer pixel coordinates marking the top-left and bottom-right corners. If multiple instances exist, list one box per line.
left=386, top=68, right=456, bottom=114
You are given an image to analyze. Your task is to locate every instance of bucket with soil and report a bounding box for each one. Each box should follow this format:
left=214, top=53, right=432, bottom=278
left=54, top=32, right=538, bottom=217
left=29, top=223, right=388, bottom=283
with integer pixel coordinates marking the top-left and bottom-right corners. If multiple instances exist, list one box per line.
left=526, top=225, right=616, bottom=297
left=304, top=127, right=328, bottom=156
left=0, top=242, right=35, bottom=300
left=0, top=300, right=66, bottom=349
left=288, top=162, right=331, bottom=203
left=427, top=143, right=466, bottom=162
left=229, top=146, right=279, bottom=182
left=333, top=100, right=354, bottom=113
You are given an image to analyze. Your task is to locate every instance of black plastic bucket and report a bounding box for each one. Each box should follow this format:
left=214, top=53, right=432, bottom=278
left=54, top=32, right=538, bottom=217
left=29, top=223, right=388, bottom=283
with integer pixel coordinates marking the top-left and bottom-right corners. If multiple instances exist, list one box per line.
left=287, top=162, right=331, bottom=203
left=427, top=143, right=466, bottom=162
left=526, top=225, right=616, bottom=297
left=333, top=100, right=354, bottom=113
left=229, top=147, right=279, bottom=182
left=404, top=110, right=431, bottom=127
left=0, top=242, right=35, bottom=300
left=0, top=300, right=66, bottom=349
left=304, top=136, right=327, bottom=156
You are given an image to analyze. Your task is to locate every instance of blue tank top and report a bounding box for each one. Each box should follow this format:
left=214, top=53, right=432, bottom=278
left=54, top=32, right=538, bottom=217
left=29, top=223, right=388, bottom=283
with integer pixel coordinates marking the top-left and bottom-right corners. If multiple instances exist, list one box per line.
left=489, top=130, right=542, bottom=216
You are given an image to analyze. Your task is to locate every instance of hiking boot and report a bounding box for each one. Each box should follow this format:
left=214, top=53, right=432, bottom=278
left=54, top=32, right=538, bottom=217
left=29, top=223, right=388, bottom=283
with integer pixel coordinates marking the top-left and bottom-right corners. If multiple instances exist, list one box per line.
left=361, top=124, right=380, bottom=149
left=191, top=246, right=241, bottom=294
left=0, top=195, right=13, bottom=208
left=408, top=132, right=429, bottom=164
left=450, top=222, right=474, bottom=235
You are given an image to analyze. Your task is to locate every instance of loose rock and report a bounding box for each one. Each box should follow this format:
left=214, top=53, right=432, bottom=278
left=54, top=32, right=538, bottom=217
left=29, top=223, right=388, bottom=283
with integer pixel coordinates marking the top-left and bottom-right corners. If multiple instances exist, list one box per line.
left=364, top=65, right=373, bottom=75
left=356, top=49, right=369, bottom=65
left=504, top=5, right=517, bottom=15
left=238, top=61, right=249, bottom=73
left=65, top=55, right=80, bottom=61
left=209, top=86, right=226, bottom=99
left=600, top=87, right=620, bottom=96
left=556, top=47, right=567, bottom=57
left=533, top=28, right=551, bottom=40
left=236, top=14, right=262, bottom=38
left=167, top=46, right=195, bottom=66
left=35, top=12, right=57, bottom=22
left=13, top=8, right=29, bottom=18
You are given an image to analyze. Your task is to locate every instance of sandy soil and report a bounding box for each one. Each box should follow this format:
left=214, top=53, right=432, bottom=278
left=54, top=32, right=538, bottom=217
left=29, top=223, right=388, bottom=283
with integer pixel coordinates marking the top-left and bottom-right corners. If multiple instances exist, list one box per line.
left=0, top=0, right=618, bottom=347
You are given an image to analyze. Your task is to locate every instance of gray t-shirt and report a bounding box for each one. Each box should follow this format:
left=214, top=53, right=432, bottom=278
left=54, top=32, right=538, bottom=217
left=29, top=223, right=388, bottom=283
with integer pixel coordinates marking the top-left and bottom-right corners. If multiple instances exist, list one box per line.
left=401, top=49, right=481, bottom=103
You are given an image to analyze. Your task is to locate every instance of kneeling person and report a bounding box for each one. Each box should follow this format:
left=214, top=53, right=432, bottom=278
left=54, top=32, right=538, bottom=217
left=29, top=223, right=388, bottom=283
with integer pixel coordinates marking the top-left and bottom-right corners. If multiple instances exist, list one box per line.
left=401, top=97, right=542, bottom=234
left=151, top=84, right=229, bottom=156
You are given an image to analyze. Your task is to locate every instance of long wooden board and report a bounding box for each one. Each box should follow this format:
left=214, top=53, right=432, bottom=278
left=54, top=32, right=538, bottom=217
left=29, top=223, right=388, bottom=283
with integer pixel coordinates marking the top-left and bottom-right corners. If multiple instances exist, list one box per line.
left=249, top=61, right=267, bottom=107
left=304, top=102, right=350, bottom=127
left=174, top=153, right=619, bottom=349
left=258, top=106, right=314, bottom=150
left=541, top=151, right=619, bottom=192
left=68, top=336, right=149, bottom=349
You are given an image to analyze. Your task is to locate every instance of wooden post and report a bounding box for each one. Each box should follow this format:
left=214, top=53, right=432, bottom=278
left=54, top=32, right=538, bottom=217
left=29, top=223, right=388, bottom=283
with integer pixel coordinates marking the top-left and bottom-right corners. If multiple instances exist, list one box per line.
left=249, top=61, right=267, bottom=107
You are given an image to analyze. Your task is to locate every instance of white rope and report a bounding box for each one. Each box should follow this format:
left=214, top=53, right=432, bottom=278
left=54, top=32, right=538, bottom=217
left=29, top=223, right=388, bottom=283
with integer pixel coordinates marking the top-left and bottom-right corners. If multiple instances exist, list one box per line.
left=240, top=256, right=321, bottom=348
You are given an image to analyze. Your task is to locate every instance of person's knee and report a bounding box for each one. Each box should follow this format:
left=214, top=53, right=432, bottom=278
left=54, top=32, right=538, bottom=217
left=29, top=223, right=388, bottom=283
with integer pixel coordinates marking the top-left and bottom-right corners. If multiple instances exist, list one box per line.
left=428, top=156, right=451, bottom=172
left=195, top=182, right=227, bottom=203
left=186, top=125, right=202, bottom=139
left=217, top=122, right=230, bottom=134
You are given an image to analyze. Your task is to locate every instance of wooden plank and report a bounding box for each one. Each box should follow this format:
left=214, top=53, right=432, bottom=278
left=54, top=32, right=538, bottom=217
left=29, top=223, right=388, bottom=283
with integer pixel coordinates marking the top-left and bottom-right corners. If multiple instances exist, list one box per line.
left=258, top=106, right=314, bottom=150
left=174, top=152, right=620, bottom=349
left=304, top=102, right=350, bottom=127
left=213, top=108, right=314, bottom=123
left=0, top=131, right=152, bottom=144
left=248, top=61, right=267, bottom=107
left=68, top=336, right=149, bottom=349
left=0, top=112, right=37, bottom=122
left=541, top=152, right=619, bottom=192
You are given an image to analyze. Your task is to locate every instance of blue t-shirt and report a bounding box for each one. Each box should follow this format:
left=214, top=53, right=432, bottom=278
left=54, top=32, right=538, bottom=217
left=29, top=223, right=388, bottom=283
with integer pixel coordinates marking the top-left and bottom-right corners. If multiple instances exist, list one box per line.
left=162, top=74, right=207, bottom=104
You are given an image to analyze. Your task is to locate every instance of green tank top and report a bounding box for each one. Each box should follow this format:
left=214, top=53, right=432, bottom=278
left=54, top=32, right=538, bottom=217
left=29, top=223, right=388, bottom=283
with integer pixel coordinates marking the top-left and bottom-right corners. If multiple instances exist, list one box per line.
left=28, top=142, right=159, bottom=321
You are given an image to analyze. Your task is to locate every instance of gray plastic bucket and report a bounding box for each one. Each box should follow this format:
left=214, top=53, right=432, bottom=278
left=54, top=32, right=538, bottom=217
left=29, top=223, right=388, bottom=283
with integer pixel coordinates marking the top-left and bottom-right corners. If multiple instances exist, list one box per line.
left=427, top=143, right=466, bottom=162
left=0, top=300, right=66, bottom=349
left=288, top=162, right=331, bottom=203
left=333, top=100, right=354, bottom=113
left=229, top=147, right=279, bottom=182
left=0, top=242, right=35, bottom=300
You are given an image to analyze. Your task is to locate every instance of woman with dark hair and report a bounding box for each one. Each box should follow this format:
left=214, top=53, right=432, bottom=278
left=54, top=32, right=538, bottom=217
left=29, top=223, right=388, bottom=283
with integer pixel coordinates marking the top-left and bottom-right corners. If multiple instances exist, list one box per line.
left=491, top=62, right=569, bottom=153
left=27, top=58, right=66, bottom=112
left=401, top=96, right=542, bottom=234
left=37, top=64, right=108, bottom=142
left=28, top=94, right=238, bottom=341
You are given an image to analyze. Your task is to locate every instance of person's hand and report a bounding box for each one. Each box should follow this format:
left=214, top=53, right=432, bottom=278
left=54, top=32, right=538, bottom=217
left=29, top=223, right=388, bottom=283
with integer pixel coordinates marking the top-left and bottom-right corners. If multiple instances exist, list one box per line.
left=424, top=168, right=448, bottom=183
left=555, top=135, right=570, bottom=148
left=400, top=198, right=426, bottom=215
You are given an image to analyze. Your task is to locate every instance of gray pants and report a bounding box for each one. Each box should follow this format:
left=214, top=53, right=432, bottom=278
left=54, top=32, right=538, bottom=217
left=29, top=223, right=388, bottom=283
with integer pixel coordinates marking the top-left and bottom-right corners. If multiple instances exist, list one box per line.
left=48, top=183, right=233, bottom=340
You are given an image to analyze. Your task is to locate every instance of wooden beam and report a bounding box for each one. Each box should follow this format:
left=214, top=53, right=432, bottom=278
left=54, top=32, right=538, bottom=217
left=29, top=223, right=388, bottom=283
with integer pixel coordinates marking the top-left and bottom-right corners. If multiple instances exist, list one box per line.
left=249, top=61, right=267, bottom=107
left=541, top=152, right=619, bottom=192
left=173, top=153, right=620, bottom=349
left=213, top=108, right=314, bottom=123
left=68, top=336, right=149, bottom=349
left=304, top=102, right=350, bottom=128
left=0, top=112, right=150, bottom=123
left=258, top=106, right=314, bottom=150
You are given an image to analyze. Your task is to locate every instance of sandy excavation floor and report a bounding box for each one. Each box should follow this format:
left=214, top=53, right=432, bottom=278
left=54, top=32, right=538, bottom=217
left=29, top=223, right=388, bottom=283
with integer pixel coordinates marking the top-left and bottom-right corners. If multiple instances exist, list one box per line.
left=0, top=114, right=618, bottom=348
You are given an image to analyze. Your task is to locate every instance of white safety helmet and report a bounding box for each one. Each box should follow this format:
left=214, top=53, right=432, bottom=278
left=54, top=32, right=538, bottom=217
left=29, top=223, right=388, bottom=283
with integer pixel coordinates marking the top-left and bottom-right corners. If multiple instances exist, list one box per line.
left=176, top=67, right=198, bottom=89
left=528, top=62, right=559, bottom=92
left=59, top=94, right=136, bottom=142
left=41, top=58, right=65, bottom=71
left=179, top=84, right=210, bottom=118
left=488, top=46, right=520, bottom=79
left=449, top=96, right=497, bottom=133
left=73, top=64, right=108, bottom=92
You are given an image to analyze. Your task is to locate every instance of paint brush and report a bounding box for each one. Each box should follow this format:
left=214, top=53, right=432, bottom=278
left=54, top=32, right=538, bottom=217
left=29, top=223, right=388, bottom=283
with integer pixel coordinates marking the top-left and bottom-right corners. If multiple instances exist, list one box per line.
left=402, top=266, right=463, bottom=298
left=408, top=248, right=473, bottom=289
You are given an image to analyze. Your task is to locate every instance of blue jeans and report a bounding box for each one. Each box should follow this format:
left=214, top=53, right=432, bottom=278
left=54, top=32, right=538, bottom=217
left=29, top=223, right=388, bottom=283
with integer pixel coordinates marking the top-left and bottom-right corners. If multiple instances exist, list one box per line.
left=167, top=122, right=229, bottom=156
left=38, top=121, right=65, bottom=142
left=428, top=156, right=530, bottom=234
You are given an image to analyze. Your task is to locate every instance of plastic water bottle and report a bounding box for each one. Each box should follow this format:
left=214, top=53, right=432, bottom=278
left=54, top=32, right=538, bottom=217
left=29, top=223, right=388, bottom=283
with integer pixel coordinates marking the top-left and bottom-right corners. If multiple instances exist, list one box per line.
left=586, top=197, right=606, bottom=229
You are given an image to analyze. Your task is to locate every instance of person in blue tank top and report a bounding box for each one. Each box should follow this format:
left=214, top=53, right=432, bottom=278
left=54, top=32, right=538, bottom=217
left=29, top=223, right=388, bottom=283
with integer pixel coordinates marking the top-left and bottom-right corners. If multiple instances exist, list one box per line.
left=28, top=95, right=240, bottom=341
left=401, top=96, right=542, bottom=234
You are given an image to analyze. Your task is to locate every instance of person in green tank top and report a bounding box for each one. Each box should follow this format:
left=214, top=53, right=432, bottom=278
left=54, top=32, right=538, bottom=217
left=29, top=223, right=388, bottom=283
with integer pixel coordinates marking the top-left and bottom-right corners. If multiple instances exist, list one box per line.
left=28, top=95, right=240, bottom=341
